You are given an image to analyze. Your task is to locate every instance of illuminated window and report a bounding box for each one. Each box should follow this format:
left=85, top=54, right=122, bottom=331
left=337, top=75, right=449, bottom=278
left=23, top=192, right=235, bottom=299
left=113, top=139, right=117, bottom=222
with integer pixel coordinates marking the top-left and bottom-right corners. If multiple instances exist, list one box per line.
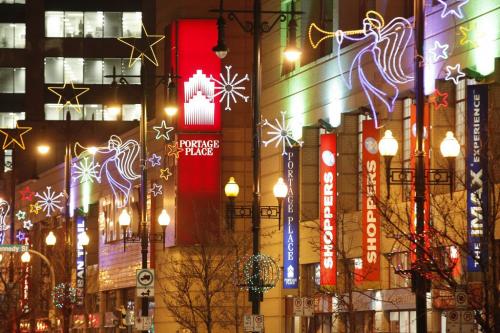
left=103, top=12, right=122, bottom=37
left=4, top=149, right=13, bottom=172
left=0, top=67, right=25, bottom=93
left=388, top=251, right=412, bottom=288
left=63, top=58, right=84, bottom=83
left=0, top=0, right=26, bottom=4
left=122, top=12, right=142, bottom=37
left=64, top=12, right=84, bottom=38
left=83, top=59, right=103, bottom=84
left=0, top=112, right=25, bottom=128
left=0, top=23, right=26, bottom=48
left=84, top=12, right=104, bottom=38
left=44, top=103, right=139, bottom=122
left=122, top=104, right=141, bottom=121
left=45, top=11, right=64, bottom=37
left=44, top=104, right=83, bottom=121
left=390, top=311, right=416, bottom=333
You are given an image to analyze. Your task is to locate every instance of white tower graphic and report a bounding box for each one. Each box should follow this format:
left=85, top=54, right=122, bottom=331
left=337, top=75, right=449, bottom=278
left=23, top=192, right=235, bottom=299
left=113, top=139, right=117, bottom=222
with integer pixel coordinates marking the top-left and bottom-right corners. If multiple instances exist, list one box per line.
left=184, top=70, right=215, bottom=126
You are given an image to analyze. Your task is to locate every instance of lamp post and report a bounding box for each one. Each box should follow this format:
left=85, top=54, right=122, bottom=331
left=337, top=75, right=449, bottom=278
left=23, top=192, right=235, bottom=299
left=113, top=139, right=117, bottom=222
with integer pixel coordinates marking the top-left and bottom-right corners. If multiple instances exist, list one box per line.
left=78, top=231, right=89, bottom=332
left=212, top=0, right=301, bottom=322
left=118, top=209, right=171, bottom=251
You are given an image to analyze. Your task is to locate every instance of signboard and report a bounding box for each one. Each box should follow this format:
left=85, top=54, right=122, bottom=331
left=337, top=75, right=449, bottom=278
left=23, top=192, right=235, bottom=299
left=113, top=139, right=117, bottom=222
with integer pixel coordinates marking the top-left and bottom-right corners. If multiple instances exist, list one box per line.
left=75, top=215, right=85, bottom=306
left=243, top=314, right=264, bottom=332
left=136, top=269, right=154, bottom=298
left=466, top=84, right=488, bottom=272
left=446, top=311, right=475, bottom=333
left=283, top=146, right=299, bottom=288
left=135, top=316, right=152, bottom=330
left=319, top=133, right=337, bottom=286
left=293, top=297, right=314, bottom=317
left=361, top=119, right=380, bottom=281
left=0, top=244, right=29, bottom=252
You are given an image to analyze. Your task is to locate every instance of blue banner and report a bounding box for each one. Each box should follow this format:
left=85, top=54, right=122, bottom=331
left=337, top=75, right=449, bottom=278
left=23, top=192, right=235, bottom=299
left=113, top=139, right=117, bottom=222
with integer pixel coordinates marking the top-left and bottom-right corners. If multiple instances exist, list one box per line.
left=283, top=146, right=300, bottom=288
left=76, top=215, right=86, bottom=304
left=466, top=84, right=488, bottom=272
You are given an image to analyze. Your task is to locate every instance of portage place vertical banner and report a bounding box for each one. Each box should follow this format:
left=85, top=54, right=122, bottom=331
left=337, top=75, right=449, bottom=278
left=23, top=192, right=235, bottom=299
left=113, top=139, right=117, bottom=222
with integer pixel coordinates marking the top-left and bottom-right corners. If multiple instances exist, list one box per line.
left=466, top=84, right=488, bottom=272
left=76, top=214, right=86, bottom=305
left=361, top=119, right=380, bottom=281
left=283, top=146, right=300, bottom=288
left=170, top=19, right=222, bottom=245
left=319, top=133, right=337, bottom=286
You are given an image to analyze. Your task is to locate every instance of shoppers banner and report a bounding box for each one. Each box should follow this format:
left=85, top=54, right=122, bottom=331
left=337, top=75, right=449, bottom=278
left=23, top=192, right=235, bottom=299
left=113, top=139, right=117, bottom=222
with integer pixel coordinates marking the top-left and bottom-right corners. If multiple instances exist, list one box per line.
left=176, top=134, right=222, bottom=245
left=362, top=119, right=380, bottom=281
left=319, top=133, right=337, bottom=286
left=76, top=214, right=86, bottom=305
left=173, top=19, right=221, bottom=132
left=283, top=146, right=300, bottom=288
left=466, top=84, right=488, bottom=272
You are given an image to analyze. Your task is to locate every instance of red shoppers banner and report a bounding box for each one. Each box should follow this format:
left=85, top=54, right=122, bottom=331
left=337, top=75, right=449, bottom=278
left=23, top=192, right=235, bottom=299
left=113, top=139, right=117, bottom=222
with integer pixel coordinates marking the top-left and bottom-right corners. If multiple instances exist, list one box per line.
left=174, top=19, right=221, bottom=132
left=362, top=119, right=380, bottom=281
left=176, top=134, right=222, bottom=245
left=319, top=133, right=337, bottom=286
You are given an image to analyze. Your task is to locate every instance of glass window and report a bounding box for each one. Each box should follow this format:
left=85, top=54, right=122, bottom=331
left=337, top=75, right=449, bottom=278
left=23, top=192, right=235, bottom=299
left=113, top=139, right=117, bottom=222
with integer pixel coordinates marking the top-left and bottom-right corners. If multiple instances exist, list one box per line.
left=122, top=104, right=141, bottom=121
left=103, top=107, right=119, bottom=121
left=0, top=112, right=25, bottom=128
left=14, top=23, right=25, bottom=48
left=84, top=59, right=103, bottom=84
left=0, top=0, right=26, bottom=4
left=64, top=58, right=84, bottom=83
left=0, top=24, right=14, bottom=48
left=64, top=12, right=84, bottom=37
left=83, top=104, right=103, bottom=120
left=103, top=12, right=122, bottom=38
left=44, top=57, right=64, bottom=83
left=44, top=104, right=83, bottom=120
left=4, top=149, right=12, bottom=172
left=122, top=59, right=141, bottom=84
left=103, top=59, right=122, bottom=84
left=122, top=12, right=142, bottom=37
left=0, top=68, right=13, bottom=92
left=84, top=12, right=103, bottom=38
left=13, top=68, right=25, bottom=93
left=46, top=11, right=64, bottom=37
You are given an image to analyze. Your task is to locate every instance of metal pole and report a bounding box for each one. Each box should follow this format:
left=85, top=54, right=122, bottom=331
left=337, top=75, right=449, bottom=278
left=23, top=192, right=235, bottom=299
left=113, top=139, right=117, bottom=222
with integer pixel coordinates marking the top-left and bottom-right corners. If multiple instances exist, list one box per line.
left=9, top=148, right=17, bottom=333
left=251, top=0, right=263, bottom=322
left=63, top=111, right=72, bottom=333
left=413, top=1, right=427, bottom=332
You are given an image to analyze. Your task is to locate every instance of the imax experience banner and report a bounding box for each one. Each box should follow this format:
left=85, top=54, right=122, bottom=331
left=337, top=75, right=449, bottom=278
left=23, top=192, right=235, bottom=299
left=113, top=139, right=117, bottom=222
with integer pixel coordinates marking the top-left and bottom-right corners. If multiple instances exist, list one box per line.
left=76, top=214, right=86, bottom=306
left=362, top=119, right=380, bottom=281
left=283, top=145, right=300, bottom=288
left=319, top=133, right=337, bottom=286
left=466, top=84, right=488, bottom=272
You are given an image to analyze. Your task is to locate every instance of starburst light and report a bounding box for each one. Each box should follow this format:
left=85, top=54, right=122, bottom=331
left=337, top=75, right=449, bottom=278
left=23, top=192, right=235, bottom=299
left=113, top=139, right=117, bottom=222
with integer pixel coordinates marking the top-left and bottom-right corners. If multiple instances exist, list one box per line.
left=211, top=65, right=250, bottom=111
left=72, top=157, right=100, bottom=184
left=261, top=112, right=303, bottom=155
left=35, top=186, right=65, bottom=217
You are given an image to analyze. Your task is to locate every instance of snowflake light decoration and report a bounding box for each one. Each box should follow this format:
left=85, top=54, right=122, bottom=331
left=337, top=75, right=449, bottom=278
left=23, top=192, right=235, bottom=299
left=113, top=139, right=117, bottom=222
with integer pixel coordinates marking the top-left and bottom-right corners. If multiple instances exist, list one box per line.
left=16, top=210, right=26, bottom=221
left=72, top=157, right=100, bottom=184
left=23, top=220, right=33, bottom=231
left=211, top=65, right=250, bottom=111
left=35, top=186, right=65, bottom=217
left=151, top=183, right=163, bottom=197
left=148, top=153, right=162, bottom=167
left=261, top=111, right=303, bottom=155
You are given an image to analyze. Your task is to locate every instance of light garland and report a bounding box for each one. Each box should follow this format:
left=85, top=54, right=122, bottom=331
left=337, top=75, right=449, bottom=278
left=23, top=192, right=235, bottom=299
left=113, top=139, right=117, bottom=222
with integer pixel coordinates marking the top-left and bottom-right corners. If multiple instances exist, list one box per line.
left=148, top=153, right=161, bottom=167
left=445, top=64, right=465, bottom=84
left=35, top=186, right=65, bottom=217
left=19, top=186, right=35, bottom=202
left=153, top=120, right=174, bottom=141
left=239, top=254, right=280, bottom=293
left=117, top=23, right=165, bottom=68
left=0, top=199, right=10, bottom=244
left=0, top=122, right=32, bottom=150
left=211, top=65, right=250, bottom=111
left=47, top=81, right=90, bottom=114
left=52, top=283, right=77, bottom=309
left=437, top=0, right=469, bottom=19
left=261, top=111, right=303, bottom=156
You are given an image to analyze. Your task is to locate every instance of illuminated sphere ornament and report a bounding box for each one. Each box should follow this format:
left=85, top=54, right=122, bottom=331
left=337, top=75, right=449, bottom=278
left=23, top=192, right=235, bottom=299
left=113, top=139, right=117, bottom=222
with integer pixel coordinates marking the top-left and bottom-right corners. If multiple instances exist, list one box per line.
left=224, top=177, right=240, bottom=198
left=236, top=254, right=280, bottom=293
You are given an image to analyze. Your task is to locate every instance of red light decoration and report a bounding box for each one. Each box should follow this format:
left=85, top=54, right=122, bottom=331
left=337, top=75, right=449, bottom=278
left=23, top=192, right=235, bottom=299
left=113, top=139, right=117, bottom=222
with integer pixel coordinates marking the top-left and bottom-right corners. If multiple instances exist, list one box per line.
left=431, top=89, right=449, bottom=110
left=19, top=186, right=35, bottom=202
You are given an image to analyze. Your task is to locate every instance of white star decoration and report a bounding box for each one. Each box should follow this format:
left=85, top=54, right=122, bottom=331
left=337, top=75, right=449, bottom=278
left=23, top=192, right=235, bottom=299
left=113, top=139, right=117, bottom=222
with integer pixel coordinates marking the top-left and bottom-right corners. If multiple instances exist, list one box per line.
left=445, top=64, right=466, bottom=85
left=211, top=65, right=250, bottom=111
left=151, top=183, right=163, bottom=197
left=153, top=120, right=174, bottom=141
left=72, top=157, right=100, bottom=184
left=261, top=111, right=303, bottom=155
left=23, top=220, right=33, bottom=230
left=35, top=186, right=65, bottom=217
left=428, top=41, right=449, bottom=62
left=437, top=0, right=469, bottom=19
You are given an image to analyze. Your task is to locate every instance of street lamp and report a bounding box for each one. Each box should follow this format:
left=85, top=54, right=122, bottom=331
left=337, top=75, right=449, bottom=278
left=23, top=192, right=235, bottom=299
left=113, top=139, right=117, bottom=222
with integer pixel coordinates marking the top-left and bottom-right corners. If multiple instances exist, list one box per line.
left=118, top=208, right=171, bottom=251
left=45, top=231, right=57, bottom=246
left=157, top=209, right=171, bottom=250
left=37, top=144, right=50, bottom=155
left=283, top=1, right=301, bottom=62
left=78, top=231, right=89, bottom=333
left=164, top=74, right=179, bottom=117
left=20, top=251, right=31, bottom=263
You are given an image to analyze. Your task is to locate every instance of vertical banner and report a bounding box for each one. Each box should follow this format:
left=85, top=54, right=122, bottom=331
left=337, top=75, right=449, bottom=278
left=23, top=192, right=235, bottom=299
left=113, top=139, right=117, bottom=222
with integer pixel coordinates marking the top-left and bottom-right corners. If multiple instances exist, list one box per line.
left=466, top=84, right=488, bottom=272
left=283, top=146, right=300, bottom=288
left=319, top=133, right=337, bottom=286
left=362, top=119, right=380, bottom=281
left=76, top=215, right=86, bottom=305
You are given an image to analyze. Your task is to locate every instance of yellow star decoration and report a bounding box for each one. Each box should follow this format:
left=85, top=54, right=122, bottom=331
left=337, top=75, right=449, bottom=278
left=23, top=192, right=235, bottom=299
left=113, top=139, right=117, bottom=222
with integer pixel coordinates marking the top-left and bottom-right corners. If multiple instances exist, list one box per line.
left=0, top=123, right=32, bottom=150
left=48, top=81, right=90, bottom=114
left=458, top=25, right=475, bottom=47
left=160, top=168, right=173, bottom=181
left=29, top=202, right=42, bottom=215
left=167, top=142, right=184, bottom=159
left=117, top=24, right=165, bottom=68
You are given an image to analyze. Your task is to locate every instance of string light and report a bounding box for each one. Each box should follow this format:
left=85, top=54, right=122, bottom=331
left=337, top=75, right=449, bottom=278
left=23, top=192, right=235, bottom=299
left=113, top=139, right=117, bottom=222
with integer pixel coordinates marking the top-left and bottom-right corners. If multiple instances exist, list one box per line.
left=437, top=0, right=469, bottom=19
left=261, top=111, right=303, bottom=155
left=210, top=65, right=250, bottom=111
left=236, top=254, right=280, bottom=293
left=52, top=283, right=77, bottom=309
left=445, top=64, right=466, bottom=84
left=72, top=157, right=100, bottom=184
left=431, top=89, right=449, bottom=110
left=29, top=202, right=42, bottom=215
left=23, top=220, right=33, bottom=231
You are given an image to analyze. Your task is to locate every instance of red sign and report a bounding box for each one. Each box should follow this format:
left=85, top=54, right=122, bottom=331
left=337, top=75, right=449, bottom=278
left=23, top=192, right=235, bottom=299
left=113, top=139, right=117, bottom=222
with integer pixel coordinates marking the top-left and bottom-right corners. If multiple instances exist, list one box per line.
left=362, top=119, right=380, bottom=281
left=319, top=133, right=337, bottom=286
left=176, top=134, right=221, bottom=245
left=173, top=19, right=221, bottom=132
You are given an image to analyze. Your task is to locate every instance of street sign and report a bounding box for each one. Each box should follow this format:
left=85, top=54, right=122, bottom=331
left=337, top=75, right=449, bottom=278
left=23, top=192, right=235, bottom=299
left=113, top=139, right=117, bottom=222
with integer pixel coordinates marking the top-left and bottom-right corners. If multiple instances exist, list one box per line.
left=0, top=244, right=29, bottom=252
left=446, top=310, right=476, bottom=333
left=243, top=314, right=264, bottom=332
left=134, top=316, right=152, bottom=330
left=292, top=297, right=303, bottom=316
left=293, top=297, right=314, bottom=317
left=303, top=298, right=314, bottom=317
left=136, top=269, right=154, bottom=298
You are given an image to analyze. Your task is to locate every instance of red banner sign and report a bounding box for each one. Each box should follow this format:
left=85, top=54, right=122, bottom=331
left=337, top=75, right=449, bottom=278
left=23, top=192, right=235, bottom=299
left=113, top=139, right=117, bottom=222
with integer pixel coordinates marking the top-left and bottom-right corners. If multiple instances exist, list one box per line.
left=319, top=133, right=337, bottom=286
left=362, top=119, right=380, bottom=281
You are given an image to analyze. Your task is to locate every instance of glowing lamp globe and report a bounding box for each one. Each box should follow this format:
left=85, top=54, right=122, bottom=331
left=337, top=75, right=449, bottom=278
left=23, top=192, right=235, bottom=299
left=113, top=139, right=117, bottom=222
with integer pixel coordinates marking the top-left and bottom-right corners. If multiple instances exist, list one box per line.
left=284, top=46, right=302, bottom=62
left=0, top=254, right=3, bottom=263
left=118, top=209, right=131, bottom=227
left=224, top=177, right=240, bottom=198
left=45, top=231, right=57, bottom=246
left=379, top=130, right=399, bottom=157
left=440, top=131, right=460, bottom=158
left=164, top=105, right=178, bottom=117
left=21, top=251, right=31, bottom=263
left=158, top=209, right=171, bottom=227
left=273, top=177, right=288, bottom=199
left=37, top=144, right=50, bottom=155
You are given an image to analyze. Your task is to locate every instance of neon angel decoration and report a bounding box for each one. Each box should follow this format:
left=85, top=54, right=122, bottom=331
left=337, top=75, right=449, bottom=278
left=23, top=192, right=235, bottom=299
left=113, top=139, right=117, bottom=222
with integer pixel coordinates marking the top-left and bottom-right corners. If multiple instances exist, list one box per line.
left=0, top=199, right=10, bottom=244
left=309, top=11, right=413, bottom=128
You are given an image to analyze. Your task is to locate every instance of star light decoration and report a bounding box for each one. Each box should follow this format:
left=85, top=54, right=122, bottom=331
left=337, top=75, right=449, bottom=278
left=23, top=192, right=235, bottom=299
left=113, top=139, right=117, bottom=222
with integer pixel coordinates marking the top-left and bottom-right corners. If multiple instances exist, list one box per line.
left=16, top=210, right=26, bottom=221
left=23, top=220, right=33, bottom=231
left=445, top=64, right=466, bottom=85
left=167, top=142, right=184, bottom=159
left=148, top=153, right=161, bottom=167
left=72, top=157, right=100, bottom=184
left=428, top=41, right=449, bottom=62
left=16, top=230, right=26, bottom=242
left=35, top=186, right=65, bottom=217
left=261, top=111, right=303, bottom=155
left=160, top=168, right=173, bottom=181
left=431, top=89, right=449, bottom=110
left=29, top=202, right=42, bottom=215
left=117, top=24, right=165, bottom=68
left=211, top=65, right=250, bottom=111
left=153, top=120, right=174, bottom=141
left=0, top=123, right=32, bottom=150
left=151, top=183, right=163, bottom=197
left=437, top=0, right=469, bottom=19
left=47, top=81, right=90, bottom=114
